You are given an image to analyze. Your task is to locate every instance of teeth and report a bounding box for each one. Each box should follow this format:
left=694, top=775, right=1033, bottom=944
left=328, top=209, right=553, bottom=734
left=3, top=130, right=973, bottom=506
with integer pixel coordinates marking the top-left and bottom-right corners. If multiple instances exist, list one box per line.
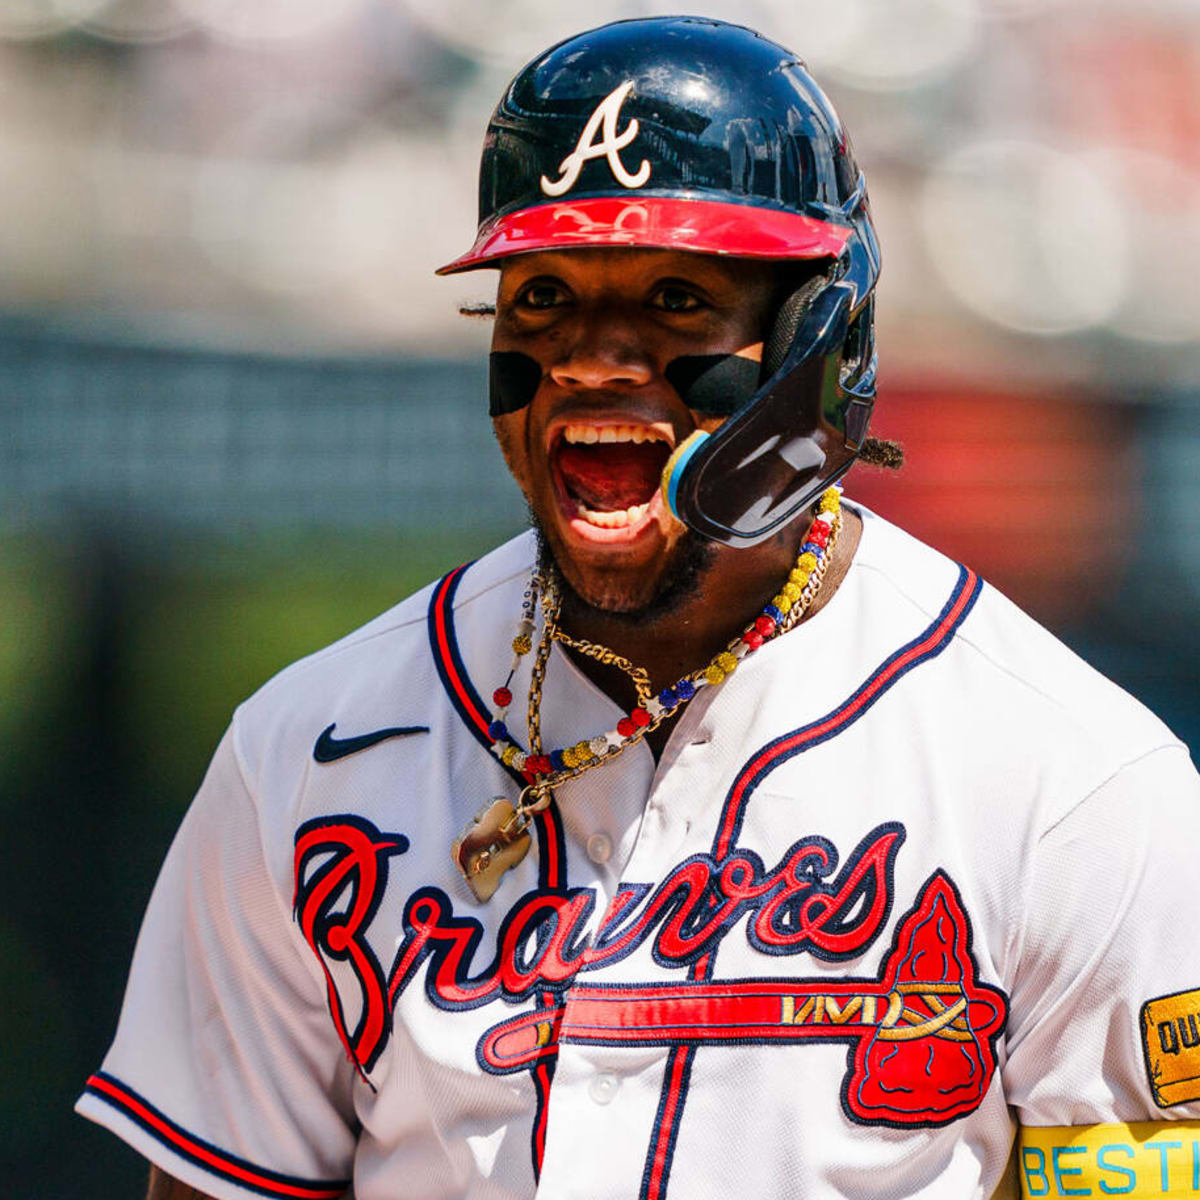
left=562, top=423, right=667, bottom=446
left=575, top=500, right=651, bottom=528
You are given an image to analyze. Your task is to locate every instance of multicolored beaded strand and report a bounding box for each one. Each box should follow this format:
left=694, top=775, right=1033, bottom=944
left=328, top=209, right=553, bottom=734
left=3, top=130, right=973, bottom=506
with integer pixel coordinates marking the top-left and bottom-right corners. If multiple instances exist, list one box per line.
left=483, top=485, right=844, bottom=829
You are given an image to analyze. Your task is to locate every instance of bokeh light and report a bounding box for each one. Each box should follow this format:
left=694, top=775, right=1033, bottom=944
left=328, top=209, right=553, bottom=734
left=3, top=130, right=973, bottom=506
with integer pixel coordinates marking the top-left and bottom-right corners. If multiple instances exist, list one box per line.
left=921, top=139, right=1128, bottom=335
left=402, top=0, right=637, bottom=66
left=172, top=0, right=371, bottom=44
left=818, top=0, right=981, bottom=92
left=1087, top=149, right=1200, bottom=344
left=81, top=0, right=195, bottom=43
left=0, top=0, right=108, bottom=38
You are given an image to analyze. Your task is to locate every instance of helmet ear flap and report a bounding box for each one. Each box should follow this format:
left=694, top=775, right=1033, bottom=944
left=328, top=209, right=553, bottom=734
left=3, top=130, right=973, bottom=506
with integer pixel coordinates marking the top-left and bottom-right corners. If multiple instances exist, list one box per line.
left=760, top=271, right=831, bottom=381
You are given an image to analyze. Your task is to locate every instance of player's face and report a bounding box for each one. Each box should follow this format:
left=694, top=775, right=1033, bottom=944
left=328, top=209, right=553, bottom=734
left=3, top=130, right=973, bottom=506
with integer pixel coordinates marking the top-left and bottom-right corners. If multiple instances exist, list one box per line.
left=491, top=248, right=777, bottom=614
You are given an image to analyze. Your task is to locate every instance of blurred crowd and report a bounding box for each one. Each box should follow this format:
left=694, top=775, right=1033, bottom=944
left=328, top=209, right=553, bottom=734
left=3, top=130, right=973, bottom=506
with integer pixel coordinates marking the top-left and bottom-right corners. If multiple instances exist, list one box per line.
left=1, top=0, right=1197, bottom=372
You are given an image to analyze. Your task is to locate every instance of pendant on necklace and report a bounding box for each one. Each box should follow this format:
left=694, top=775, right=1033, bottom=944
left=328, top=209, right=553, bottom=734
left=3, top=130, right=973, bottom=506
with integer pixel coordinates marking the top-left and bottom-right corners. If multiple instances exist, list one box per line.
left=452, top=798, right=532, bottom=902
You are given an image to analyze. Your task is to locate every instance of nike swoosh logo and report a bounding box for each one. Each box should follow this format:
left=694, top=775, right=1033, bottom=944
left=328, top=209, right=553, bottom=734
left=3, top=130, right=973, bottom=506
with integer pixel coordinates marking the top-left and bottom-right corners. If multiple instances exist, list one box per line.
left=313, top=722, right=429, bottom=763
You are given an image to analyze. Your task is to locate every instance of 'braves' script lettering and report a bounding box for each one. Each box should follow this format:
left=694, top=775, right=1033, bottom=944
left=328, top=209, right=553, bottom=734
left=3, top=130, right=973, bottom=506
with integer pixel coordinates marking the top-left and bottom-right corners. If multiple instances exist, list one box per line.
left=295, top=821, right=903, bottom=1073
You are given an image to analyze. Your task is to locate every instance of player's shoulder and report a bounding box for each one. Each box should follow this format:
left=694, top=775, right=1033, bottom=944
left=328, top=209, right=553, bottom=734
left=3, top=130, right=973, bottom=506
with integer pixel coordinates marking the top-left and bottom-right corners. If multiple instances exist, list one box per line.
left=230, top=530, right=536, bottom=750
left=853, top=502, right=1183, bottom=763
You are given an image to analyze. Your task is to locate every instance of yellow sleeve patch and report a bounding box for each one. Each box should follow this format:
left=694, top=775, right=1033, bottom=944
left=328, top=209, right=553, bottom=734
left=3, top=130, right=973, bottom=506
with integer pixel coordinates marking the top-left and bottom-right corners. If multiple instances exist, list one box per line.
left=1018, top=1121, right=1200, bottom=1197
left=1143, top=989, right=1200, bottom=1107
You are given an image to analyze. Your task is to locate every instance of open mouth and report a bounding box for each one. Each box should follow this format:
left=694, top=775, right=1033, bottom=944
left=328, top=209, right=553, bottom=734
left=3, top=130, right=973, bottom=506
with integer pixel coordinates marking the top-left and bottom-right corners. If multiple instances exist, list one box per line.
left=552, top=422, right=673, bottom=533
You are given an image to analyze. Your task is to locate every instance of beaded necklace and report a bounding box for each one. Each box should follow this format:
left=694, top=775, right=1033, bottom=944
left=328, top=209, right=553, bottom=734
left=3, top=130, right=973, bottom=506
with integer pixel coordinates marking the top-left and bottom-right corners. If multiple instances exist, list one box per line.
left=452, top=486, right=843, bottom=900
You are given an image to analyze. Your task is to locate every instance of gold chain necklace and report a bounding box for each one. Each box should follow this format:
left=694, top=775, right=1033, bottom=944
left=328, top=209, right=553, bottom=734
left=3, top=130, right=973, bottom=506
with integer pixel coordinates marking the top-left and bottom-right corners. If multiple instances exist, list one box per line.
left=452, top=488, right=843, bottom=901
left=547, top=625, right=654, bottom=705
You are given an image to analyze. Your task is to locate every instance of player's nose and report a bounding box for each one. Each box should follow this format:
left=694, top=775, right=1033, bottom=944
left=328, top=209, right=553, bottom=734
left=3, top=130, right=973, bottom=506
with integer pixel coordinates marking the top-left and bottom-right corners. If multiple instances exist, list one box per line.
left=548, top=308, right=655, bottom=391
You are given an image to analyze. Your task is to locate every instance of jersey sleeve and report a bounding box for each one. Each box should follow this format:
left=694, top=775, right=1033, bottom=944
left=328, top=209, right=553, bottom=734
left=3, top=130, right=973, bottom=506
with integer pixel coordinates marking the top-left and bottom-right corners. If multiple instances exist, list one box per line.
left=75, top=723, right=359, bottom=1200
left=1002, top=742, right=1200, bottom=1126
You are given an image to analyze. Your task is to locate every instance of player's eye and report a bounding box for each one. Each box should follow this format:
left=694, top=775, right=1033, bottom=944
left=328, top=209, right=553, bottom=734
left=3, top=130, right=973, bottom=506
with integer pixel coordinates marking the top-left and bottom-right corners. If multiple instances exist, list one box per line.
left=515, top=279, right=569, bottom=310
left=649, top=283, right=705, bottom=313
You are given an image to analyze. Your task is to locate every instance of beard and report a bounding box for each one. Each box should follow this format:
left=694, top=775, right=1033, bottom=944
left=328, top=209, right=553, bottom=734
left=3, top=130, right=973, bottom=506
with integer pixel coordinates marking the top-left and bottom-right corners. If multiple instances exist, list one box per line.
left=530, top=507, right=716, bottom=626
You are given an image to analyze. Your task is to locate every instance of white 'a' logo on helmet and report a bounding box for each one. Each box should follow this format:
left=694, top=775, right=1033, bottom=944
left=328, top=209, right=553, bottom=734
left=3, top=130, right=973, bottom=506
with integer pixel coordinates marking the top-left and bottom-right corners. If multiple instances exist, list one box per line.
left=540, top=80, right=651, bottom=197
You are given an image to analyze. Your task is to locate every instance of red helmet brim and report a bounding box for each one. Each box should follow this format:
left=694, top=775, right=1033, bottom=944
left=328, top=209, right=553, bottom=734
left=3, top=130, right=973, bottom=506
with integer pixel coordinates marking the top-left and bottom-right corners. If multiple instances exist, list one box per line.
left=435, top=196, right=851, bottom=275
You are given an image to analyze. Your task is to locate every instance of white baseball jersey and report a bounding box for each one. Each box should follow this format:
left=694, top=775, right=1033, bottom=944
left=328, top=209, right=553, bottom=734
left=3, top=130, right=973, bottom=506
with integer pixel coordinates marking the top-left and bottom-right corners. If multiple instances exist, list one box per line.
left=78, top=504, right=1200, bottom=1199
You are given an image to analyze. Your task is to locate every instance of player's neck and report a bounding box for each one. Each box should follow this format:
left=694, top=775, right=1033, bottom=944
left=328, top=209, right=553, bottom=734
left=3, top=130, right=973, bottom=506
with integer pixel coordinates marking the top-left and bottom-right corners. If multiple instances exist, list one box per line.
left=555, top=507, right=862, bottom=717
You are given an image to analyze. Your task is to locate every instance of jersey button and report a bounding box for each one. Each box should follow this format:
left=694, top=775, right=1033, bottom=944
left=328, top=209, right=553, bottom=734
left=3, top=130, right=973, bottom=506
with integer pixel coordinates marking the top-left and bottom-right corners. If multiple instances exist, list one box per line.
left=588, top=1073, right=619, bottom=1105
left=586, top=833, right=613, bottom=864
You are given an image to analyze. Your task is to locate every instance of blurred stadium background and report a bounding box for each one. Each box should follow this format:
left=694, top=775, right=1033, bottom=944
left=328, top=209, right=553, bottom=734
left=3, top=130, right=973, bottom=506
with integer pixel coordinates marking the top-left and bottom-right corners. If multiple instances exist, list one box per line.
left=1, top=0, right=1197, bottom=1193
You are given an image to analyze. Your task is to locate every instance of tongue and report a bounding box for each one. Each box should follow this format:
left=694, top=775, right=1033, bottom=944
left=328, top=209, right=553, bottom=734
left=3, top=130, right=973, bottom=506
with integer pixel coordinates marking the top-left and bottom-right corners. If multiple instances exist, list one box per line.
left=557, top=441, right=670, bottom=512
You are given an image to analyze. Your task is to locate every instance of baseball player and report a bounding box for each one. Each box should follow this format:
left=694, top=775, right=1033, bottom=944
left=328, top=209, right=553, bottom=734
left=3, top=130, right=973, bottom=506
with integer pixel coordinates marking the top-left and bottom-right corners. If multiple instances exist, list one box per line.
left=79, top=18, right=1200, bottom=1200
